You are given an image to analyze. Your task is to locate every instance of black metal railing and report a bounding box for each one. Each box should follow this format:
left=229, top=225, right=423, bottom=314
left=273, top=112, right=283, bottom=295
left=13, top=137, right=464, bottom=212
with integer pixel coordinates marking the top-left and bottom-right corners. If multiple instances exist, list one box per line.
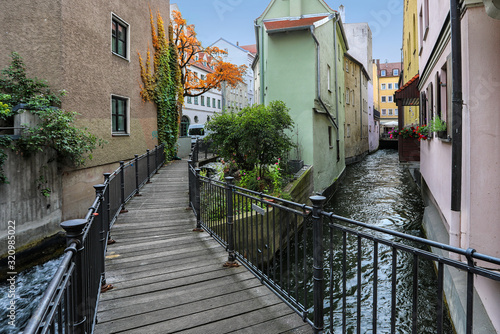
left=23, top=144, right=166, bottom=334
left=191, top=138, right=214, bottom=163
left=188, top=169, right=500, bottom=334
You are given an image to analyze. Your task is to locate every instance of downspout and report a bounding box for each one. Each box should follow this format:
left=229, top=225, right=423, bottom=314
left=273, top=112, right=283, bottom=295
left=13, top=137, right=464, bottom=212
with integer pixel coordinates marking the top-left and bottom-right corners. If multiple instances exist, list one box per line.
left=450, top=0, right=462, bottom=212
left=309, top=14, right=341, bottom=160
left=360, top=70, right=363, bottom=141
left=333, top=14, right=341, bottom=161
left=254, top=21, right=265, bottom=105
left=309, top=25, right=338, bottom=130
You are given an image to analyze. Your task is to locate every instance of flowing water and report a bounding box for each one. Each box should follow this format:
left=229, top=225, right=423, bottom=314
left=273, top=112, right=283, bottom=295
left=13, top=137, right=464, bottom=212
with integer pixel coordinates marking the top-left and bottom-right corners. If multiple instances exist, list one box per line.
left=0, top=256, right=63, bottom=334
left=322, top=149, right=453, bottom=333
left=277, top=149, right=453, bottom=333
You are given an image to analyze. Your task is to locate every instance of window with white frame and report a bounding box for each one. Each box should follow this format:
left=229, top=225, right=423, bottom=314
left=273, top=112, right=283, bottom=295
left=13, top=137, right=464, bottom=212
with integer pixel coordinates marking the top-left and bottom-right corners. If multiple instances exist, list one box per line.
left=388, top=83, right=393, bottom=90
left=393, top=69, right=399, bottom=76
left=381, top=70, right=386, bottom=76
left=389, top=109, right=393, bottom=115
left=112, top=15, right=129, bottom=59
left=381, top=83, right=386, bottom=90
left=381, top=96, right=387, bottom=103
left=111, top=96, right=128, bottom=134
left=388, top=96, right=393, bottom=102
left=382, top=109, right=387, bottom=115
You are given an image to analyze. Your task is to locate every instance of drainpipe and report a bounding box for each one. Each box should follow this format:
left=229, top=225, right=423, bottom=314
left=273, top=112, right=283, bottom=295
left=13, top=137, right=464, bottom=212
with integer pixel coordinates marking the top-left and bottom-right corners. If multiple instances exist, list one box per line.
left=450, top=0, right=462, bottom=212
left=309, top=14, right=341, bottom=160
left=254, top=21, right=265, bottom=105
left=333, top=14, right=341, bottom=161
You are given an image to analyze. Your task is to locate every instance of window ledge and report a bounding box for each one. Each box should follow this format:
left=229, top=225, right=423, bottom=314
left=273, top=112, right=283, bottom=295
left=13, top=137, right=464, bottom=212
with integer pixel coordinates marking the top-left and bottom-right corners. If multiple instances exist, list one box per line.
left=112, top=52, right=129, bottom=62
left=438, top=137, right=452, bottom=143
left=112, top=133, right=130, bottom=137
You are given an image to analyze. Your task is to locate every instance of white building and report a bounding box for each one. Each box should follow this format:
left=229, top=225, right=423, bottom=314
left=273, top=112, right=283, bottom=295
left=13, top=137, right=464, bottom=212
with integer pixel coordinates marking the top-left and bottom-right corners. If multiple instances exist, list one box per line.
left=210, top=38, right=256, bottom=108
left=180, top=54, right=223, bottom=136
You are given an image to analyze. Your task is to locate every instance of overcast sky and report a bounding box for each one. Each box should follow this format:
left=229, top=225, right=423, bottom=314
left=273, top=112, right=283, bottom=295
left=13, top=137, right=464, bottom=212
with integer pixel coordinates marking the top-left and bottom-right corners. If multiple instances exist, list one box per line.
left=173, top=0, right=403, bottom=63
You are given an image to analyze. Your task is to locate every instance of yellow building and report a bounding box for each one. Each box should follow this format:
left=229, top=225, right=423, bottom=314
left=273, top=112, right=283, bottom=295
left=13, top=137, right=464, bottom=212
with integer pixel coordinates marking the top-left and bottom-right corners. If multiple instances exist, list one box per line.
left=375, top=60, right=401, bottom=136
left=396, top=0, right=420, bottom=127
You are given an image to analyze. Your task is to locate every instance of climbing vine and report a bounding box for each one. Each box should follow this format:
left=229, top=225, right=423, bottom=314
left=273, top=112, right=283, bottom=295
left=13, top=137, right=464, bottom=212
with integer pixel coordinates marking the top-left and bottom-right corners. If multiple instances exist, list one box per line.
left=0, top=52, right=105, bottom=184
left=139, top=9, right=182, bottom=160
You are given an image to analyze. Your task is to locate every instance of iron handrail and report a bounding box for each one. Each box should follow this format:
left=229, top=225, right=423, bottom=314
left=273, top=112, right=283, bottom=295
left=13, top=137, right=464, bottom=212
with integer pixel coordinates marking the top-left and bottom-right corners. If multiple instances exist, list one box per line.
left=190, top=169, right=500, bottom=333
left=23, top=144, right=166, bottom=334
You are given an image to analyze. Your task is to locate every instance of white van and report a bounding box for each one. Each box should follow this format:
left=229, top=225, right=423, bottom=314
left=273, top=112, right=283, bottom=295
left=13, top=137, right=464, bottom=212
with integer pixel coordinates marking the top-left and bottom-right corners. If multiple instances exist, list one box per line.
left=188, top=124, right=206, bottom=145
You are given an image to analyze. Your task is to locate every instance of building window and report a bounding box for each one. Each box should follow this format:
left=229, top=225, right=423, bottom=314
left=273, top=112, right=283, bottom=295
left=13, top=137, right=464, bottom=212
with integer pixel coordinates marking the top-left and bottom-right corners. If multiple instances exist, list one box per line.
left=381, top=83, right=386, bottom=90
left=111, top=96, right=127, bottom=133
left=395, top=83, right=399, bottom=89
left=327, top=64, right=331, bottom=91
left=381, top=70, right=386, bottom=76
left=346, top=89, right=350, bottom=104
left=393, top=69, right=399, bottom=76
left=388, top=83, right=393, bottom=90
left=218, top=99, right=221, bottom=109
left=112, top=16, right=128, bottom=58
left=207, top=97, right=210, bottom=107
left=389, top=109, right=393, bottom=116
left=187, top=96, right=192, bottom=104
left=207, top=116, right=210, bottom=122
left=213, top=98, right=216, bottom=108
left=194, top=96, right=198, bottom=105
left=328, top=126, right=333, bottom=148
left=381, top=96, right=386, bottom=103
left=201, top=96, right=205, bottom=106
left=194, top=115, right=199, bottom=123
left=351, top=90, right=355, bottom=107
left=180, top=116, right=190, bottom=137
left=395, top=108, right=399, bottom=115
left=382, top=109, right=387, bottom=115
left=388, top=96, right=393, bottom=102
left=346, top=60, right=349, bottom=72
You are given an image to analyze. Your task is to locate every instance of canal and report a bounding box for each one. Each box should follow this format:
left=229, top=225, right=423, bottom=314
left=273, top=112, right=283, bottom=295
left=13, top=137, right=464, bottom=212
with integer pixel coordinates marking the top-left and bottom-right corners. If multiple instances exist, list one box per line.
left=277, top=149, right=453, bottom=333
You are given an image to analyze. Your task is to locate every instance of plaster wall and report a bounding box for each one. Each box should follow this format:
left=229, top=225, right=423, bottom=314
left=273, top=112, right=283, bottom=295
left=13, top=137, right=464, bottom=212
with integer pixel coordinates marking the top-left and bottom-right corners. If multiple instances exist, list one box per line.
left=343, top=23, right=373, bottom=79
left=265, top=31, right=316, bottom=167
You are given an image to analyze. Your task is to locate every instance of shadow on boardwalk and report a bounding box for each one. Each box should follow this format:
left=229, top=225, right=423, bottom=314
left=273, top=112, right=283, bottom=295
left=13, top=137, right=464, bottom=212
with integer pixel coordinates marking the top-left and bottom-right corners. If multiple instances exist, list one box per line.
left=95, top=159, right=312, bottom=334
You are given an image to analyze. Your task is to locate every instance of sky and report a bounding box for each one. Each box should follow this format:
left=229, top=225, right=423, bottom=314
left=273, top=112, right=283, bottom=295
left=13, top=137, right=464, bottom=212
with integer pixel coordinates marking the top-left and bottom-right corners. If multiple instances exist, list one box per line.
left=173, top=0, right=404, bottom=63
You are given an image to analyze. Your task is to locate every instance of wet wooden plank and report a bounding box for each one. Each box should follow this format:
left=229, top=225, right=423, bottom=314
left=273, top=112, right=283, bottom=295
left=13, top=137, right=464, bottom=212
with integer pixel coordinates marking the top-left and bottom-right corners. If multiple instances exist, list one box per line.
left=95, top=160, right=312, bottom=334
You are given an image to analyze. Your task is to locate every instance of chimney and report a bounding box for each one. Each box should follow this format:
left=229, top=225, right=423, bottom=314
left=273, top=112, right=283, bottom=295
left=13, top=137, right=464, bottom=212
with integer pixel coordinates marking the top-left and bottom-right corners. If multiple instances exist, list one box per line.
left=237, top=41, right=239, bottom=46
left=290, top=0, right=302, bottom=17
left=339, top=4, right=346, bottom=22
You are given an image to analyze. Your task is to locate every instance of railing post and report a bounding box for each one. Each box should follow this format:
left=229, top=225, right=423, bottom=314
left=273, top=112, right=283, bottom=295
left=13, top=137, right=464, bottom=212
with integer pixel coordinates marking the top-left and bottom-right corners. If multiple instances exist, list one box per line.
left=155, top=145, right=159, bottom=173
left=103, top=173, right=113, bottom=244
left=188, top=160, right=193, bottom=208
left=224, top=177, right=239, bottom=267
left=146, top=149, right=152, bottom=183
left=310, top=195, right=326, bottom=334
left=93, top=184, right=110, bottom=293
left=60, top=219, right=87, bottom=334
left=119, top=161, right=128, bottom=213
left=134, top=154, right=142, bottom=196
left=192, top=168, right=203, bottom=232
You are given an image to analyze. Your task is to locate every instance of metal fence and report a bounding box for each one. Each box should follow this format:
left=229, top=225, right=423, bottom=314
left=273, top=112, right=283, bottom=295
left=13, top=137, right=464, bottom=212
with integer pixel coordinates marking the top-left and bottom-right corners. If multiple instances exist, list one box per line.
left=23, top=144, right=166, bottom=334
left=188, top=168, right=500, bottom=334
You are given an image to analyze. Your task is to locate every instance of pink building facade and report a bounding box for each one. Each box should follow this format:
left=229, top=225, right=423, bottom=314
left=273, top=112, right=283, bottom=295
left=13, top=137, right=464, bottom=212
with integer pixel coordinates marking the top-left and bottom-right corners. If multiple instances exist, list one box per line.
left=418, top=0, right=500, bottom=332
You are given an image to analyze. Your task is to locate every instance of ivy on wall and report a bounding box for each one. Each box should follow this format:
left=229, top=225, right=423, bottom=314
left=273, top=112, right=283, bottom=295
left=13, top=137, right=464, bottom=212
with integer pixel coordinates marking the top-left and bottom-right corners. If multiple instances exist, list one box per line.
left=139, top=9, right=182, bottom=160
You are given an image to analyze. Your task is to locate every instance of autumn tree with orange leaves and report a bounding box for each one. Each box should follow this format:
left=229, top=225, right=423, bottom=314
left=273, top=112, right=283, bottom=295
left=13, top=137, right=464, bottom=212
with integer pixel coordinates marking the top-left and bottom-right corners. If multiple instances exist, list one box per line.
left=139, top=9, right=182, bottom=159
left=171, top=10, right=246, bottom=97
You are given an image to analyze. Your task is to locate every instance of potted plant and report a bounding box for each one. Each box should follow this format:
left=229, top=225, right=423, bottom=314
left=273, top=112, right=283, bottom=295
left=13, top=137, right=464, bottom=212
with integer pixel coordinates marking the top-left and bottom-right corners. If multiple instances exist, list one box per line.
left=429, top=115, right=447, bottom=139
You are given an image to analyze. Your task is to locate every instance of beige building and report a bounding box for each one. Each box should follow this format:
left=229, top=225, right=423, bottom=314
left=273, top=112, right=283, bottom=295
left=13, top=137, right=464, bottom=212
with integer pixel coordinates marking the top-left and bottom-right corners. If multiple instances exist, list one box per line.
left=344, top=53, right=370, bottom=164
left=0, top=0, right=170, bottom=220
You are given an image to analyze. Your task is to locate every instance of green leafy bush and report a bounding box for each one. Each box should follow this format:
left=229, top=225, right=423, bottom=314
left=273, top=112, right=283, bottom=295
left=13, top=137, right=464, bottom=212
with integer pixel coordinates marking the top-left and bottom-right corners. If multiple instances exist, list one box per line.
left=0, top=52, right=105, bottom=184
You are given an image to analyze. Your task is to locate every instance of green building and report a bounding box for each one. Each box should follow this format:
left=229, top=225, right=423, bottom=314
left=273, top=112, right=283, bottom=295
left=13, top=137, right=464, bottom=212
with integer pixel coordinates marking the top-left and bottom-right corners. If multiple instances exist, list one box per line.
left=254, top=0, right=348, bottom=194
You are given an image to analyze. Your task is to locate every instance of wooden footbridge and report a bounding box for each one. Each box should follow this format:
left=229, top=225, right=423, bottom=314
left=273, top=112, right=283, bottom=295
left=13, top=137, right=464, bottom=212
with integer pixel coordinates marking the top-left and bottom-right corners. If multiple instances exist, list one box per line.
left=94, top=160, right=312, bottom=334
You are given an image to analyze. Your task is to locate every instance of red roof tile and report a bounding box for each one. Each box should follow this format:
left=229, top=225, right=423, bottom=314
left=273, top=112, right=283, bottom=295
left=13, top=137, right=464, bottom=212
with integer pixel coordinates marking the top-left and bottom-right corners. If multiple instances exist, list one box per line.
left=264, top=16, right=327, bottom=31
left=240, top=44, right=257, bottom=55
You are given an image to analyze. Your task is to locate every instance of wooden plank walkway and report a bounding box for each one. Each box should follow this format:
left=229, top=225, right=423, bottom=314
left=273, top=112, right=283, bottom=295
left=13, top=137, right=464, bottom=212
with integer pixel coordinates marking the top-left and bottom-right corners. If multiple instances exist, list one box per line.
left=95, top=159, right=312, bottom=334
